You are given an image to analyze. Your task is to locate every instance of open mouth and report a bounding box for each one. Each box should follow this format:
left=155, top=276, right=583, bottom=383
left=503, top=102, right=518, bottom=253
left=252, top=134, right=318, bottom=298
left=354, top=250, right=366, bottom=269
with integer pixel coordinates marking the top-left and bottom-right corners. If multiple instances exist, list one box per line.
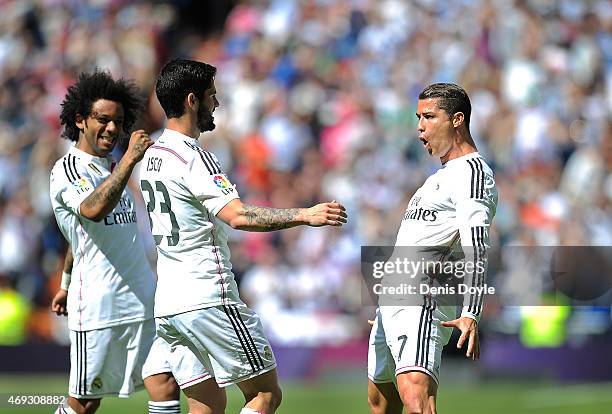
left=419, top=137, right=429, bottom=147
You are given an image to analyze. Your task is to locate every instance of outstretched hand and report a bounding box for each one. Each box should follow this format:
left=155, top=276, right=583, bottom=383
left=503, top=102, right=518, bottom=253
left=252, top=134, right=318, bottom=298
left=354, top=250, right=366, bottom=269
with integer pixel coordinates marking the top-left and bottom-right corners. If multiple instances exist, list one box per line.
left=51, top=289, right=68, bottom=317
left=304, top=201, right=348, bottom=227
left=441, top=316, right=480, bottom=360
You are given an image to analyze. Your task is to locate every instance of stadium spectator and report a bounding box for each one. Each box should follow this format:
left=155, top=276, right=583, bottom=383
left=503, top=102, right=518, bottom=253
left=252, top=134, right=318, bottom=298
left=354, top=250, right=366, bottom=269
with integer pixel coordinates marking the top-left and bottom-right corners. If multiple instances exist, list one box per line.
left=0, top=0, right=609, bottom=346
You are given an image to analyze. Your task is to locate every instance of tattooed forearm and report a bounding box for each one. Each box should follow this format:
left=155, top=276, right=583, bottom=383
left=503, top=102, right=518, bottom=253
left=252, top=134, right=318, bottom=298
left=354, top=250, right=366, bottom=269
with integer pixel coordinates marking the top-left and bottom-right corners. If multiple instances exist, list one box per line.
left=80, top=161, right=133, bottom=222
left=242, top=204, right=304, bottom=231
left=63, top=246, right=73, bottom=274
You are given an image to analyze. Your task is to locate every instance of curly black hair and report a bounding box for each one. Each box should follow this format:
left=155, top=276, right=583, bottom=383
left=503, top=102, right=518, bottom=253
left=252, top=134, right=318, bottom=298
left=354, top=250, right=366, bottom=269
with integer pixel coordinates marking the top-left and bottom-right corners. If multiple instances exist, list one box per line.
left=59, top=70, right=144, bottom=142
left=155, top=59, right=216, bottom=119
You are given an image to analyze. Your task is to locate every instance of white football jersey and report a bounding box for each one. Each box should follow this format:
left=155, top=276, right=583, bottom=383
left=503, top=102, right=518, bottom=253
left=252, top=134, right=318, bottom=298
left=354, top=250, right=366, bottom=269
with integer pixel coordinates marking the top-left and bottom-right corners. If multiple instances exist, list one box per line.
left=395, top=152, right=498, bottom=320
left=49, top=146, right=155, bottom=331
left=138, top=129, right=241, bottom=317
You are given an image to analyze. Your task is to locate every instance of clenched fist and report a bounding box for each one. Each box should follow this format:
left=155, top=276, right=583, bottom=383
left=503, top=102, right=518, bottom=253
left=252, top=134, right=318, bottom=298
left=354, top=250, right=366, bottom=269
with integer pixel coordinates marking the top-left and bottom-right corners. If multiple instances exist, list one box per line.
left=125, top=129, right=153, bottom=164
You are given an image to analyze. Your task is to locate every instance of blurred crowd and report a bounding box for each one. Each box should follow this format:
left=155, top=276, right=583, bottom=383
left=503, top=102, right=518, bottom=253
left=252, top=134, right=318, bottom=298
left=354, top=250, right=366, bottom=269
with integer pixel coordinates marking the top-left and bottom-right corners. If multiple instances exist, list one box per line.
left=0, top=0, right=610, bottom=346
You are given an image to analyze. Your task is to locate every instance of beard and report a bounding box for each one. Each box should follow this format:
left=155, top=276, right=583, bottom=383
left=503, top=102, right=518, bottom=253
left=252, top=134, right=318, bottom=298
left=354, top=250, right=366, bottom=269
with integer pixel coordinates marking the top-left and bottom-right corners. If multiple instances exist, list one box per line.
left=197, top=104, right=216, bottom=132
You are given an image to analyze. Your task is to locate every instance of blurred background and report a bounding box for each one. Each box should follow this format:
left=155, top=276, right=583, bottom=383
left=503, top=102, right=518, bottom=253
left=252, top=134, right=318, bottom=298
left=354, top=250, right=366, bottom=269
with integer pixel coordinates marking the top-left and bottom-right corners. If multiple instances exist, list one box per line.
left=0, top=0, right=611, bottom=412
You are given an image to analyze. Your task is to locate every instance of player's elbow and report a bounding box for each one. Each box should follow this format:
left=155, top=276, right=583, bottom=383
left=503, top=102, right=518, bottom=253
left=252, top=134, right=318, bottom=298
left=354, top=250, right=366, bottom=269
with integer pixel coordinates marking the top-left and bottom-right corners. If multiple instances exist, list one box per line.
left=89, top=214, right=106, bottom=223
left=228, top=215, right=249, bottom=230
left=217, top=201, right=250, bottom=230
left=79, top=206, right=106, bottom=222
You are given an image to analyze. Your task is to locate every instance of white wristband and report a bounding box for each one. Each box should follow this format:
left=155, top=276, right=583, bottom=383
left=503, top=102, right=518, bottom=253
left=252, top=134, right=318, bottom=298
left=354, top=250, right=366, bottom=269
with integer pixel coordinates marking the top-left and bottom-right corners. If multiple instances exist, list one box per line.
left=60, top=271, right=71, bottom=291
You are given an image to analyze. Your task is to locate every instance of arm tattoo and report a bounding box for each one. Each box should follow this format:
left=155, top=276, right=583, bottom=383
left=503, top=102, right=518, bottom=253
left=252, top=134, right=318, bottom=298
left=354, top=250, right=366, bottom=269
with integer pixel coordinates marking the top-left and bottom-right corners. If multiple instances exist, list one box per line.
left=63, top=247, right=74, bottom=273
left=242, top=204, right=302, bottom=231
left=81, top=162, right=132, bottom=220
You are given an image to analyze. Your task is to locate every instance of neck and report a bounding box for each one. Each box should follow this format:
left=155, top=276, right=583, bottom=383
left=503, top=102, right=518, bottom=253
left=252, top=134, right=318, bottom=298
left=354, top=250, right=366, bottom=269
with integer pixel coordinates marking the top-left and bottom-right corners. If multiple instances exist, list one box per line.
left=75, top=137, right=105, bottom=157
left=440, top=132, right=477, bottom=164
left=166, top=117, right=199, bottom=139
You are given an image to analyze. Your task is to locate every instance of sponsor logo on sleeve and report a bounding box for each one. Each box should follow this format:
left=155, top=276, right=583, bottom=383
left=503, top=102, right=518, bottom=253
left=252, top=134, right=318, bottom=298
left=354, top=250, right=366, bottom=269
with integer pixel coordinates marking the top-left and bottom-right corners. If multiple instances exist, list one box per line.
left=213, top=175, right=235, bottom=195
left=213, top=175, right=230, bottom=189
left=72, top=177, right=92, bottom=194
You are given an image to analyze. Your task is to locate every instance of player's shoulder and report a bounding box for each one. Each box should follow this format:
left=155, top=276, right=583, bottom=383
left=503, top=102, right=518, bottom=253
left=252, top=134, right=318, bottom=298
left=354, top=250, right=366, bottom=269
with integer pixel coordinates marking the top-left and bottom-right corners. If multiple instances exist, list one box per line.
left=180, top=141, right=223, bottom=175
left=448, top=153, right=493, bottom=178
left=51, top=150, right=87, bottom=184
left=446, top=153, right=496, bottom=200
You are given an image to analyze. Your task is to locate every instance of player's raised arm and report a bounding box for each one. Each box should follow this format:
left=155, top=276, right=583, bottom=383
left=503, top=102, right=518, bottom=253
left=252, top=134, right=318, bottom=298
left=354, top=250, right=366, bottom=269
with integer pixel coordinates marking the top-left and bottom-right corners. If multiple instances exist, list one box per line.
left=216, top=198, right=347, bottom=232
left=79, top=130, right=152, bottom=221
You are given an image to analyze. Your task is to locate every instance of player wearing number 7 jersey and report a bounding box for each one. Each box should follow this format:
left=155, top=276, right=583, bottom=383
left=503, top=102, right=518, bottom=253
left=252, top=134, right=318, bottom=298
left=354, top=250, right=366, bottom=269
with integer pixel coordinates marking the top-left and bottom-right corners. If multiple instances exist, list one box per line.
left=139, top=58, right=348, bottom=414
left=367, top=84, right=497, bottom=414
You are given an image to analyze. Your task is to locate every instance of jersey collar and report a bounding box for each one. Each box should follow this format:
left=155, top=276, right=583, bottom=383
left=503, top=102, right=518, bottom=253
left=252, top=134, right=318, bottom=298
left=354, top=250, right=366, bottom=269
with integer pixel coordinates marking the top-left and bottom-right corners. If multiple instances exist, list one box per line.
left=443, top=151, right=481, bottom=167
left=69, top=145, right=113, bottom=169
left=160, top=128, right=199, bottom=144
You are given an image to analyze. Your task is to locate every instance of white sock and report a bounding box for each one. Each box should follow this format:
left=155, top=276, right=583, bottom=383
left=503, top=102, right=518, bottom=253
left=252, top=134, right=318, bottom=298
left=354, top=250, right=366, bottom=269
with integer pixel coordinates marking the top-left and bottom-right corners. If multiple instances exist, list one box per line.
left=54, top=400, right=78, bottom=414
left=239, top=408, right=265, bottom=414
left=148, top=400, right=181, bottom=414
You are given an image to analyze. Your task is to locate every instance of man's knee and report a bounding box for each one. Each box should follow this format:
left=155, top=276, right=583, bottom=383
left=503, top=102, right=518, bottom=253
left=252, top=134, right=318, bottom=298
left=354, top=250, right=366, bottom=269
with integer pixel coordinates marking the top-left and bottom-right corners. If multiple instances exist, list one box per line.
left=145, top=373, right=180, bottom=401
left=367, top=392, right=386, bottom=414
left=397, top=372, right=434, bottom=414
left=244, top=386, right=282, bottom=411
left=367, top=380, right=402, bottom=414
left=69, top=397, right=101, bottom=414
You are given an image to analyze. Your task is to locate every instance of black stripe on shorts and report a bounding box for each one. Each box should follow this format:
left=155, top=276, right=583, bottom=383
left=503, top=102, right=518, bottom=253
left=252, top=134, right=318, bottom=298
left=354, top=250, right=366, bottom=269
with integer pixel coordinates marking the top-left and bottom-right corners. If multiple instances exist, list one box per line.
left=222, top=305, right=259, bottom=372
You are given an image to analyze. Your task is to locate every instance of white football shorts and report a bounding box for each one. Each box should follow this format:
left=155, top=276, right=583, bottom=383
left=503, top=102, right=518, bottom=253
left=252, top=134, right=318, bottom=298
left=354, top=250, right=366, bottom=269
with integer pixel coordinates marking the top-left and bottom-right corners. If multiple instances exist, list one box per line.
left=142, top=330, right=209, bottom=388
left=69, top=319, right=206, bottom=398
left=368, top=299, right=454, bottom=385
left=156, top=303, right=277, bottom=388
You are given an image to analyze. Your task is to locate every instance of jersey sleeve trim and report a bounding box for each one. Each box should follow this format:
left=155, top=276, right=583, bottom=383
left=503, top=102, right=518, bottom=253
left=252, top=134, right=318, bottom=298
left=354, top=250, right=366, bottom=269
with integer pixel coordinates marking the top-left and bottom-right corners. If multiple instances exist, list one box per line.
left=183, top=141, right=221, bottom=175
left=63, top=154, right=82, bottom=184
left=466, top=225, right=486, bottom=316
left=150, top=145, right=188, bottom=164
left=466, top=158, right=485, bottom=200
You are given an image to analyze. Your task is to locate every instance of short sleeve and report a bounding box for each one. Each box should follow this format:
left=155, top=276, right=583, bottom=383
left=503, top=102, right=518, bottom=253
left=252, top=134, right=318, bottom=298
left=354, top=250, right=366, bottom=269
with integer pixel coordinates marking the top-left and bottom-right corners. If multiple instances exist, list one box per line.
left=49, top=158, right=95, bottom=217
left=184, top=150, right=239, bottom=215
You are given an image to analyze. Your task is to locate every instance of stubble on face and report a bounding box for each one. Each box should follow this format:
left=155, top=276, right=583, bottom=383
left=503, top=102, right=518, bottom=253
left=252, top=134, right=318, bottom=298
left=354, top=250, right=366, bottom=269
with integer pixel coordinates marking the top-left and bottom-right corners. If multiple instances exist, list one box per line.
left=196, top=84, right=217, bottom=133
left=197, top=101, right=215, bottom=132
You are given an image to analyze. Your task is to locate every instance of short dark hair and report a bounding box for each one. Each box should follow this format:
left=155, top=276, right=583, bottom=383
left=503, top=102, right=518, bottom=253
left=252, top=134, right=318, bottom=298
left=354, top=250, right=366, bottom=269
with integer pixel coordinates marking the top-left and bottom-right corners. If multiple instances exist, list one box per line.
left=60, top=70, right=143, bottom=142
left=155, top=59, right=217, bottom=119
left=419, top=83, right=471, bottom=131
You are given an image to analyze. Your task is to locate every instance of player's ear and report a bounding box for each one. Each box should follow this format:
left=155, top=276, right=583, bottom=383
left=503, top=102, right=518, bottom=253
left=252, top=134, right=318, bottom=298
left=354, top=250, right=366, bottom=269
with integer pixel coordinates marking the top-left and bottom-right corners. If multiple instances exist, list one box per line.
left=452, top=112, right=464, bottom=129
left=186, top=93, right=197, bottom=111
left=75, top=113, right=85, bottom=131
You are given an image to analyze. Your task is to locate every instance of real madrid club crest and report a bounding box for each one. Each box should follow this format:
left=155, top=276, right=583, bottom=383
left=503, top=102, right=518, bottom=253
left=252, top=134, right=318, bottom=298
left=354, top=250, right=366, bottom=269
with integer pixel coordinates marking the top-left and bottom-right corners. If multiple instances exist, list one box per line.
left=91, top=377, right=103, bottom=391
left=263, top=345, right=273, bottom=361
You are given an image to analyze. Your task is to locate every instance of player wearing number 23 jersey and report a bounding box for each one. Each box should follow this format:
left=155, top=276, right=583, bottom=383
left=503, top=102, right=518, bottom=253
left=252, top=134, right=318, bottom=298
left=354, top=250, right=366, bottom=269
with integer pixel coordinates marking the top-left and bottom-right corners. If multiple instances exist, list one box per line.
left=140, top=59, right=347, bottom=414
left=139, top=129, right=241, bottom=317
